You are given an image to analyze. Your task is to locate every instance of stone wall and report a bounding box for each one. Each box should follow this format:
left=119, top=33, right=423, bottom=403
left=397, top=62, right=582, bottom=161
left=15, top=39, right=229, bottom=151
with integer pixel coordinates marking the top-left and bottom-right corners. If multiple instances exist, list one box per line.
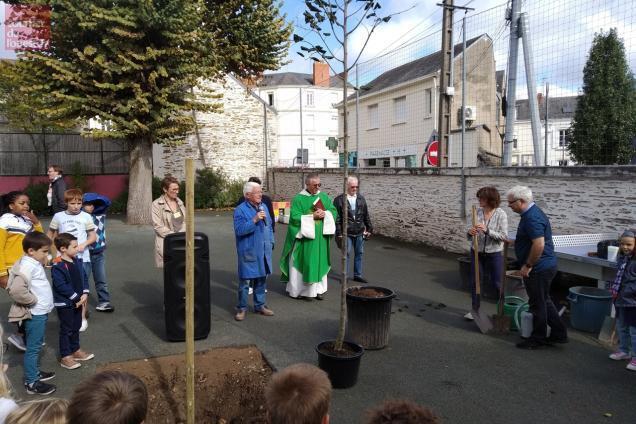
left=269, top=166, right=636, bottom=253
left=154, top=75, right=278, bottom=183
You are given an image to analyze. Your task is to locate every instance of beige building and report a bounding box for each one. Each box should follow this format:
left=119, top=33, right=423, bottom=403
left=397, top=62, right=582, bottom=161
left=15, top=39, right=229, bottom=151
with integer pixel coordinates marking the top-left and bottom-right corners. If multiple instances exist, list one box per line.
left=337, top=34, right=500, bottom=168
left=153, top=74, right=278, bottom=182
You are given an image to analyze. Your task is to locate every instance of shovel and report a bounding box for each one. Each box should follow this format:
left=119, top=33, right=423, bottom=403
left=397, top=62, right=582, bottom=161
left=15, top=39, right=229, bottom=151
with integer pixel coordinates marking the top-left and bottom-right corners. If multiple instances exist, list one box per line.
left=492, top=241, right=511, bottom=334
left=598, top=303, right=616, bottom=346
left=471, top=205, right=493, bottom=334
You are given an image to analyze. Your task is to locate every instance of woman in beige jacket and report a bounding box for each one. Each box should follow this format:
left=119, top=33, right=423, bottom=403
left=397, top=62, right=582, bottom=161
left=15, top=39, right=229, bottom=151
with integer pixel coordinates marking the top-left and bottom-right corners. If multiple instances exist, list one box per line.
left=151, top=176, right=186, bottom=268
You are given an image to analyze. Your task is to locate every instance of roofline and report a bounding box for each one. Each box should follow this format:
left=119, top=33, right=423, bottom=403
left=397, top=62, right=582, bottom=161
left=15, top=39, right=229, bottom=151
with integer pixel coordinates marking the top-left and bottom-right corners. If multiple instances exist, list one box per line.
left=227, top=74, right=277, bottom=113
left=336, top=72, right=438, bottom=108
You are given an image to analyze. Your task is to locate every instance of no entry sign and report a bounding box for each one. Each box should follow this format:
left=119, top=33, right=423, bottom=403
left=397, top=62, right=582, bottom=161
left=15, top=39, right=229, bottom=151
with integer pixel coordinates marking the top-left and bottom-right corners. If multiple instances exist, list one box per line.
left=425, top=140, right=439, bottom=166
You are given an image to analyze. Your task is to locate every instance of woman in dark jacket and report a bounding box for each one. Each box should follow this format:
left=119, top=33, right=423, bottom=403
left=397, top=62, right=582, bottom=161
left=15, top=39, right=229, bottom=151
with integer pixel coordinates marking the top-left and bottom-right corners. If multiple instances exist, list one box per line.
left=47, top=164, right=67, bottom=214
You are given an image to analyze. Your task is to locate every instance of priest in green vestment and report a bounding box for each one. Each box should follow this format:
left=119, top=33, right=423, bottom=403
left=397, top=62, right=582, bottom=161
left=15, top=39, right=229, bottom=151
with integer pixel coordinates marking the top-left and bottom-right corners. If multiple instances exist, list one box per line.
left=280, top=173, right=337, bottom=300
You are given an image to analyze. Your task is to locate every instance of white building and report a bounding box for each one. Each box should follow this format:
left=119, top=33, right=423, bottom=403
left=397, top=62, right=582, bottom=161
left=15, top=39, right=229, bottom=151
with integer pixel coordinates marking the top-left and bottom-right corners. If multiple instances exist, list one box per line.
left=257, top=63, right=346, bottom=168
left=511, top=96, right=577, bottom=166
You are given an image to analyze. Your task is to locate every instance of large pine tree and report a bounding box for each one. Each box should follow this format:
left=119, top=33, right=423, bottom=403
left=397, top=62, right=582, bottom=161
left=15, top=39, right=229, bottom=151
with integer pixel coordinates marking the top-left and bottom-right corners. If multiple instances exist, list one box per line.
left=0, top=0, right=291, bottom=223
left=568, top=28, right=636, bottom=165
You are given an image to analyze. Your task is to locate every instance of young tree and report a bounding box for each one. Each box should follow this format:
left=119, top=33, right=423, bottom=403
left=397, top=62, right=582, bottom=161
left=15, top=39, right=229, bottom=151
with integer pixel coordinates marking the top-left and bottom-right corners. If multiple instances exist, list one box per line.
left=568, top=28, right=636, bottom=165
left=0, top=0, right=290, bottom=224
left=296, top=0, right=400, bottom=351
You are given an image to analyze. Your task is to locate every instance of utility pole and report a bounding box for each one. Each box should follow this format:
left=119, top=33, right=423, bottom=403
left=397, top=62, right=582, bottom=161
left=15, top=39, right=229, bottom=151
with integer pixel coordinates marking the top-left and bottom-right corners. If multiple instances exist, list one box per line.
left=437, top=1, right=474, bottom=169
left=503, top=0, right=521, bottom=165
left=436, top=0, right=454, bottom=168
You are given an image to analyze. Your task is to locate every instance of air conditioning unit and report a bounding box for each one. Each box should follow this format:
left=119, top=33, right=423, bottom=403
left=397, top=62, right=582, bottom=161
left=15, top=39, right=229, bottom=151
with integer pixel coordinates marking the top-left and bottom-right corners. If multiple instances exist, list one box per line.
left=458, top=106, right=477, bottom=124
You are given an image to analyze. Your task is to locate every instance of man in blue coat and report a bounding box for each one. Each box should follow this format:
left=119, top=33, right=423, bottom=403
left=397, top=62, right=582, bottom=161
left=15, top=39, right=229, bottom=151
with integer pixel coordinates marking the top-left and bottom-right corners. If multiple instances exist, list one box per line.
left=233, top=181, right=275, bottom=321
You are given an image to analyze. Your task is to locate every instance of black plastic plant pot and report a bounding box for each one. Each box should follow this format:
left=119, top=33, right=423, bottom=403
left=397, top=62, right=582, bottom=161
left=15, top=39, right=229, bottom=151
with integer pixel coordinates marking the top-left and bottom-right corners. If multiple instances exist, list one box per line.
left=316, top=340, right=364, bottom=389
left=346, top=286, right=396, bottom=350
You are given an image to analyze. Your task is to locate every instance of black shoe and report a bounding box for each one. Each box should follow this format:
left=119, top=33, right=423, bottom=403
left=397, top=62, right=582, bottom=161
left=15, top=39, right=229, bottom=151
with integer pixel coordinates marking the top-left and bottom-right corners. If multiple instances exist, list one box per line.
left=353, top=276, right=369, bottom=284
left=516, top=339, right=548, bottom=350
left=316, top=293, right=324, bottom=300
left=38, top=371, right=56, bottom=382
left=25, top=380, right=56, bottom=395
left=546, top=335, right=569, bottom=344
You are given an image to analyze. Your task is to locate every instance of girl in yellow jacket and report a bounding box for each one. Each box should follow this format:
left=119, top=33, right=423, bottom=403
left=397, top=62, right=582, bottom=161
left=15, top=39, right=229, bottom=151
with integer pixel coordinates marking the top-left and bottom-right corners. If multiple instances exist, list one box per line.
left=0, top=191, right=43, bottom=352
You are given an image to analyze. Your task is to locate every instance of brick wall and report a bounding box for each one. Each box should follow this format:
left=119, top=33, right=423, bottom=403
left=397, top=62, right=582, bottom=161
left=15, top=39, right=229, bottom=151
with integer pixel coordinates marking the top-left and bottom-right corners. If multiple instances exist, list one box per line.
left=269, top=166, right=636, bottom=253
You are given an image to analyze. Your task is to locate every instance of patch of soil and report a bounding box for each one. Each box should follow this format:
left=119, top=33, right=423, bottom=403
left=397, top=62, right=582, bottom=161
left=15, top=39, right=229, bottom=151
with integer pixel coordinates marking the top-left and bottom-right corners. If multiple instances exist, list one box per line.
left=100, top=345, right=272, bottom=424
left=317, top=341, right=360, bottom=357
left=348, top=287, right=388, bottom=298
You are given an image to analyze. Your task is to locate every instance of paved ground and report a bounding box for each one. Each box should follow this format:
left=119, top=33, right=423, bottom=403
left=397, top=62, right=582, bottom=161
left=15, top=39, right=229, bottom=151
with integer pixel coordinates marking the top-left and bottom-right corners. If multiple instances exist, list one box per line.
left=3, top=211, right=635, bottom=423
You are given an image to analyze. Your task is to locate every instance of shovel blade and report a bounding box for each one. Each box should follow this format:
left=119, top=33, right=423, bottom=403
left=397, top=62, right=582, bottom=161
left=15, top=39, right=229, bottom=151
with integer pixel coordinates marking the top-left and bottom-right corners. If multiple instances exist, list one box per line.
left=471, top=308, right=494, bottom=334
left=492, top=314, right=511, bottom=335
left=598, top=315, right=615, bottom=346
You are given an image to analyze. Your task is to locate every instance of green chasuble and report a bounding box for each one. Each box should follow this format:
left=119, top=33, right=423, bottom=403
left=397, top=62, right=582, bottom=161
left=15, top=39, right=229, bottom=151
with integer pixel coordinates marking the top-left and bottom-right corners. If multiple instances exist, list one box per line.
left=280, top=190, right=338, bottom=283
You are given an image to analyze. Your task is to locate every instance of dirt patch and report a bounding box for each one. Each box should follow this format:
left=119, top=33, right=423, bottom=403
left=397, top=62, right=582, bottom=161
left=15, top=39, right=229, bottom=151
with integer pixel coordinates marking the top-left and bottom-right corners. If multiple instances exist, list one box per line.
left=99, top=345, right=272, bottom=424
left=348, top=287, right=389, bottom=298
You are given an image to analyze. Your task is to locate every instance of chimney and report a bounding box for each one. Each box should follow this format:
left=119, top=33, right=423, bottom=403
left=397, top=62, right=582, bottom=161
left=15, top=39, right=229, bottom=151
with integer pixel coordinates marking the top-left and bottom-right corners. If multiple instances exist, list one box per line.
left=313, top=62, right=330, bottom=87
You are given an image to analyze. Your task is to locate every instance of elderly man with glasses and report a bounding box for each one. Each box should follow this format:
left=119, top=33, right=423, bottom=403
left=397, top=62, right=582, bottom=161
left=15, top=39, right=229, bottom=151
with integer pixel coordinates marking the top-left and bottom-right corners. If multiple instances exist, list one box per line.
left=507, top=185, right=567, bottom=349
left=280, top=173, right=337, bottom=300
left=333, top=176, right=373, bottom=284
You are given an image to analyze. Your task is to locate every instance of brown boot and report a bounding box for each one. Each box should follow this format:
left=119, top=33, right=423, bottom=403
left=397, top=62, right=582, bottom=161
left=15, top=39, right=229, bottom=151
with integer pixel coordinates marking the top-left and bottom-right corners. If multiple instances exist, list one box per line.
left=255, top=307, right=274, bottom=316
left=235, top=310, right=246, bottom=321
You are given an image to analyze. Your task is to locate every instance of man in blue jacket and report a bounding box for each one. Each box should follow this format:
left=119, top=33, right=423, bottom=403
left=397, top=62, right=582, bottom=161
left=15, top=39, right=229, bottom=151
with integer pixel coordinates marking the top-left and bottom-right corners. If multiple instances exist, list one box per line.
left=233, top=181, right=275, bottom=321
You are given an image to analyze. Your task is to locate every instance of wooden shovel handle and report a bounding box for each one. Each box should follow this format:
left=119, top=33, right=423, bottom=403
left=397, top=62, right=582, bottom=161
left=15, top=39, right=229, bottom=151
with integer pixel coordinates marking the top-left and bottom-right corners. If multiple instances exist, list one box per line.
left=498, top=241, right=508, bottom=316
left=472, top=205, right=480, bottom=296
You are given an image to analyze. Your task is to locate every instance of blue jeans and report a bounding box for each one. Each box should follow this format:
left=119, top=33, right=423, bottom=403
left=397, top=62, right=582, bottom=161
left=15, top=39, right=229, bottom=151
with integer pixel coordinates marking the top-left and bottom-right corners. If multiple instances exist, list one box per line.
left=84, top=251, right=111, bottom=303
left=24, top=314, right=48, bottom=385
left=616, top=308, right=636, bottom=355
left=57, top=307, right=81, bottom=357
left=469, top=250, right=503, bottom=310
left=237, top=277, right=266, bottom=311
left=346, top=235, right=365, bottom=278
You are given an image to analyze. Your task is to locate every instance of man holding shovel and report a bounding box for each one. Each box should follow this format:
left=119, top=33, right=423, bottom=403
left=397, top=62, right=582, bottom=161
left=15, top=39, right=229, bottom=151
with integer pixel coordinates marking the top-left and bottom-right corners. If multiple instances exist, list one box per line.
left=507, top=185, right=568, bottom=349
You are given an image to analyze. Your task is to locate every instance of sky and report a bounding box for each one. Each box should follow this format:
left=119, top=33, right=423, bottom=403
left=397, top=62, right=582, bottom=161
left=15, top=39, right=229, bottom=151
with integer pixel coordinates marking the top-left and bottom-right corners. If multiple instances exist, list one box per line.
left=276, top=0, right=636, bottom=99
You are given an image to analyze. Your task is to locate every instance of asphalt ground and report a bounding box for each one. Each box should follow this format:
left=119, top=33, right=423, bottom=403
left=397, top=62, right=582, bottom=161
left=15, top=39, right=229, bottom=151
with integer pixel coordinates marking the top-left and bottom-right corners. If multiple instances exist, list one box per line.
left=2, top=211, right=634, bottom=423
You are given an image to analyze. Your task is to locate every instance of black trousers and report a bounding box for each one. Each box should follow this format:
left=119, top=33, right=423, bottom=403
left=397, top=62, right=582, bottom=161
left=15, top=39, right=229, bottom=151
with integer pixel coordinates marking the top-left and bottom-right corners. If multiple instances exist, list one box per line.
left=57, top=307, right=81, bottom=357
left=525, top=266, right=567, bottom=340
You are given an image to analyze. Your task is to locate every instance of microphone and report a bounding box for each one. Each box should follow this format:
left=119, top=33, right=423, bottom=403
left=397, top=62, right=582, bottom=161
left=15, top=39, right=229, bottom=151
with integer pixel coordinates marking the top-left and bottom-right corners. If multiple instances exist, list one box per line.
left=259, top=204, right=267, bottom=226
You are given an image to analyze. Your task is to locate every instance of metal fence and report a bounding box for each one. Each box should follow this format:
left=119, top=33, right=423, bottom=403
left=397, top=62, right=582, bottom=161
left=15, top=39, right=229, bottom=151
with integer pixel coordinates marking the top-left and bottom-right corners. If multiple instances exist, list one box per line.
left=0, top=132, right=129, bottom=176
left=340, top=0, right=636, bottom=168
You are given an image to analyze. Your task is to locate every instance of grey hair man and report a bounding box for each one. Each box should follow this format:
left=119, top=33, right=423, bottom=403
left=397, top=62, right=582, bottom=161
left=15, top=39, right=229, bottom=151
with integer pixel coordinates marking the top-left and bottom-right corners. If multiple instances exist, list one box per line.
left=507, top=185, right=567, bottom=349
left=333, top=176, right=373, bottom=283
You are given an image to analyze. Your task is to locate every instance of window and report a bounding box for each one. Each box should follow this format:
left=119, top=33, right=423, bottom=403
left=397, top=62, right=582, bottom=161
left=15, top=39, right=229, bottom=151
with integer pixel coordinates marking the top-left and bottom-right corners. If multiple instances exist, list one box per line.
left=306, top=114, right=315, bottom=131
left=559, top=129, right=569, bottom=147
left=306, top=91, right=314, bottom=107
left=368, top=104, right=379, bottom=129
left=393, top=96, right=406, bottom=123
left=425, top=89, right=432, bottom=116
left=267, top=92, right=274, bottom=106
left=521, top=154, right=533, bottom=166
left=558, top=159, right=569, bottom=166
left=367, top=158, right=377, bottom=166
left=382, top=158, right=391, bottom=168
left=511, top=155, right=519, bottom=166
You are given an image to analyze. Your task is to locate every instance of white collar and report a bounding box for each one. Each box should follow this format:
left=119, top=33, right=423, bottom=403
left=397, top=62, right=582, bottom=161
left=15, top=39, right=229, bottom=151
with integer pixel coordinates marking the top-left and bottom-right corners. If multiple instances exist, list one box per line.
left=347, top=193, right=357, bottom=200
left=300, top=189, right=320, bottom=196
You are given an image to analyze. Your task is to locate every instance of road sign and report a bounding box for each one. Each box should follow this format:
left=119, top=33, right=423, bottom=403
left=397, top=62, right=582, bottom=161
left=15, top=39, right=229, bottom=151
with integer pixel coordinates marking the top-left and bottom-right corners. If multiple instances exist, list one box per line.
left=425, top=140, right=439, bottom=166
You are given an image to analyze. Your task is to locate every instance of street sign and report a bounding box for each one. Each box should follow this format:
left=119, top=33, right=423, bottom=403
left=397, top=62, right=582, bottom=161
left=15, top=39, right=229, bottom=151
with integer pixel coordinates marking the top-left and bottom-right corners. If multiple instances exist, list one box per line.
left=425, top=140, right=439, bottom=166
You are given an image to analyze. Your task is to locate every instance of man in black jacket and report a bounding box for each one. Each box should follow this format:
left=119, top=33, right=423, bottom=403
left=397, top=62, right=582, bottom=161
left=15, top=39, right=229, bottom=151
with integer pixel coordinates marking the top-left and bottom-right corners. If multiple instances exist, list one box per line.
left=334, top=176, right=373, bottom=284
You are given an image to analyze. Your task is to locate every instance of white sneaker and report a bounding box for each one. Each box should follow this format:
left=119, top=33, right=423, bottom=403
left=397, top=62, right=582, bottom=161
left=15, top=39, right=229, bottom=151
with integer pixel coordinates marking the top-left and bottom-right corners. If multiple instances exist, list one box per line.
left=463, top=312, right=474, bottom=320
left=7, top=334, right=26, bottom=352
left=79, top=320, right=88, bottom=332
left=627, top=359, right=636, bottom=371
left=609, top=351, right=631, bottom=361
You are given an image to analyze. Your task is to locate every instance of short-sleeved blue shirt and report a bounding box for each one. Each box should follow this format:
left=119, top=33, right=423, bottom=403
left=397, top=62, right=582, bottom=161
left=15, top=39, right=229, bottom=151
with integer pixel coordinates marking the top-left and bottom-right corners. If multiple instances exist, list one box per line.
left=514, top=204, right=557, bottom=272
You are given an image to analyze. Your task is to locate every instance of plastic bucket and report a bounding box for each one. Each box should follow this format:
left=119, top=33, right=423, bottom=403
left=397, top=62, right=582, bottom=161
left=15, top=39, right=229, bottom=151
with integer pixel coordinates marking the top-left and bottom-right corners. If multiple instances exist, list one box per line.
left=500, top=296, right=528, bottom=331
left=316, top=341, right=364, bottom=389
left=567, top=286, right=612, bottom=333
left=346, top=286, right=396, bottom=350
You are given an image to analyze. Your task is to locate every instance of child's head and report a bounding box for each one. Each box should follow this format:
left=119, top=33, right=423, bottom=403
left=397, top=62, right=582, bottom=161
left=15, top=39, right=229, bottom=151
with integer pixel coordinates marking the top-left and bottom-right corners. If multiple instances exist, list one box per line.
left=6, top=398, right=69, bottom=424
left=64, top=189, right=84, bottom=214
left=66, top=370, right=148, bottom=424
left=619, top=230, right=635, bottom=256
left=265, top=363, right=331, bottom=424
left=22, top=232, right=52, bottom=265
left=54, top=233, right=78, bottom=259
left=0, top=191, right=29, bottom=216
left=365, top=400, right=441, bottom=424
left=82, top=201, right=95, bottom=214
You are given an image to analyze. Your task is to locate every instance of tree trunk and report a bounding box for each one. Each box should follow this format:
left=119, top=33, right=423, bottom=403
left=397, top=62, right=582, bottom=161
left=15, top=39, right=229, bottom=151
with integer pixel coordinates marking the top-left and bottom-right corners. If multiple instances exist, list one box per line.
left=126, top=137, right=154, bottom=225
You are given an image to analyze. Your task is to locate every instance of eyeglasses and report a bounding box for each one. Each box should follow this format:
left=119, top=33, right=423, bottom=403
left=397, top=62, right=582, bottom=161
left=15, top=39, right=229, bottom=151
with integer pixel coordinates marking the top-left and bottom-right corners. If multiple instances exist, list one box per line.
left=508, top=199, right=520, bottom=205
left=350, top=186, right=358, bottom=188
left=309, top=183, right=321, bottom=187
